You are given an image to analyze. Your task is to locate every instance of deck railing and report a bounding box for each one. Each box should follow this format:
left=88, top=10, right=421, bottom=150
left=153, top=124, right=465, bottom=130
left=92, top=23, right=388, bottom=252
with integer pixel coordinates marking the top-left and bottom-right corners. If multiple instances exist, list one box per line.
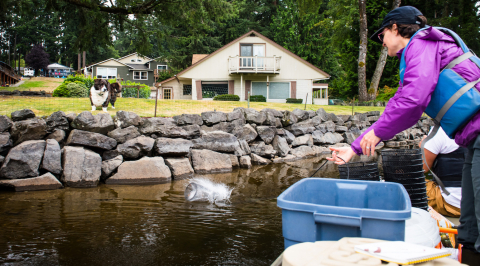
left=228, top=56, right=281, bottom=74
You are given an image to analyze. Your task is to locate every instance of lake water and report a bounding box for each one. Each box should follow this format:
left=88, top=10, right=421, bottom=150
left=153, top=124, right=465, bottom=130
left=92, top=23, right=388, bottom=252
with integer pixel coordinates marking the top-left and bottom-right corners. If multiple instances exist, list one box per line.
left=0, top=153, right=379, bottom=266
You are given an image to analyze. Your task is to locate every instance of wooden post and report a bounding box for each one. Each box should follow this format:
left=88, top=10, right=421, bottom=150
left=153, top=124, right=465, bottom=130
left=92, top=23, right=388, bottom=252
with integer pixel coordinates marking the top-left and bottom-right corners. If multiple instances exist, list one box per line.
left=82, top=51, right=86, bottom=69
left=137, top=86, right=140, bottom=98
left=154, top=88, right=159, bottom=117
left=78, top=53, right=81, bottom=72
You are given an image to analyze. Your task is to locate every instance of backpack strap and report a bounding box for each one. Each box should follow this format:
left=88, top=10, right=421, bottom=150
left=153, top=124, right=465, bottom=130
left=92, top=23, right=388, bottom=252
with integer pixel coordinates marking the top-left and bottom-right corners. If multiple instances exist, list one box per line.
left=444, top=52, right=474, bottom=70
left=421, top=123, right=451, bottom=195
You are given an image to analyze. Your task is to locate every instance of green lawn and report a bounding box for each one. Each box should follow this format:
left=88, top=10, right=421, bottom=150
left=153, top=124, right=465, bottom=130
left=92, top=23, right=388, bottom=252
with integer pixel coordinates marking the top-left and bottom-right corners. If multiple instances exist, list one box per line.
left=0, top=96, right=385, bottom=118
left=3, top=77, right=64, bottom=92
left=18, top=81, right=47, bottom=88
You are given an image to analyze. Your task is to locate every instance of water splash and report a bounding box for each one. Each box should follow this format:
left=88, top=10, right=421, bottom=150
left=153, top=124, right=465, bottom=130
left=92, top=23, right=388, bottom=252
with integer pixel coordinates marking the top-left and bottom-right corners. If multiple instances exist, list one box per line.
left=184, top=177, right=233, bottom=203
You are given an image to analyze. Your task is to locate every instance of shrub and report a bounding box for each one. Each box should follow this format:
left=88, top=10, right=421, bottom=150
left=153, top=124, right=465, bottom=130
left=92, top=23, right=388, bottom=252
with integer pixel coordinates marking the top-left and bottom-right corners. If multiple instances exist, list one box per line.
left=376, top=85, right=398, bottom=102
left=202, top=90, right=216, bottom=98
left=286, top=98, right=303, bottom=104
left=67, top=83, right=89, bottom=98
left=213, top=94, right=240, bottom=101
left=64, top=74, right=94, bottom=89
left=120, top=80, right=151, bottom=99
left=52, top=83, right=69, bottom=97
left=249, top=95, right=266, bottom=102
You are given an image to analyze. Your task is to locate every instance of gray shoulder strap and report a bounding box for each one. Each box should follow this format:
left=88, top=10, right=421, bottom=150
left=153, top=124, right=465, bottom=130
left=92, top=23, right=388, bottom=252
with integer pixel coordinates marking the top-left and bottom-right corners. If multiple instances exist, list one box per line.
left=421, top=123, right=450, bottom=195
left=444, top=51, right=473, bottom=70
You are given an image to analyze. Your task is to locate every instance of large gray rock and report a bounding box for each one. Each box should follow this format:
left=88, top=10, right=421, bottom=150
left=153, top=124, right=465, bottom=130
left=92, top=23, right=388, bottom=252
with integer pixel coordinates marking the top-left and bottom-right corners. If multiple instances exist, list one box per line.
left=316, top=108, right=329, bottom=122
left=312, top=132, right=342, bottom=145
left=61, top=146, right=102, bottom=187
left=101, top=155, right=123, bottom=178
left=71, top=112, right=115, bottom=135
left=310, top=116, right=323, bottom=127
left=261, top=108, right=283, bottom=118
left=335, top=126, right=348, bottom=133
left=338, top=115, right=351, bottom=122
left=307, top=110, right=317, bottom=118
left=46, top=111, right=69, bottom=133
left=107, top=157, right=171, bottom=184
left=46, top=129, right=66, bottom=144
left=165, top=158, right=194, bottom=179
left=66, top=112, right=77, bottom=122
left=201, top=121, right=238, bottom=134
left=366, top=111, right=380, bottom=117
left=226, top=110, right=244, bottom=122
left=290, top=146, right=316, bottom=159
left=201, top=111, right=227, bottom=126
left=285, top=120, right=315, bottom=136
left=193, top=131, right=239, bottom=153
left=102, top=150, right=121, bottom=161
left=0, top=115, right=13, bottom=132
left=114, top=111, right=143, bottom=128
left=324, top=121, right=336, bottom=132
left=368, top=116, right=380, bottom=122
left=282, top=111, right=298, bottom=127
left=315, top=124, right=327, bottom=134
left=229, top=154, right=239, bottom=168
left=155, top=138, right=193, bottom=156
left=292, top=134, right=313, bottom=147
left=0, top=173, right=63, bottom=192
left=107, top=126, right=141, bottom=144
left=0, top=140, right=45, bottom=179
left=10, top=117, right=47, bottom=145
left=256, top=126, right=276, bottom=144
left=272, top=136, right=290, bottom=157
left=239, top=155, right=252, bottom=169
left=0, top=132, right=12, bottom=153
left=312, top=146, right=330, bottom=155
left=292, top=108, right=309, bottom=121
left=116, top=136, right=155, bottom=159
left=328, top=113, right=339, bottom=122
left=0, top=155, right=4, bottom=166
left=66, top=129, right=117, bottom=150
left=284, top=130, right=295, bottom=144
left=11, top=109, right=35, bottom=121
left=191, top=149, right=232, bottom=174
left=138, top=117, right=174, bottom=135
left=41, top=139, right=62, bottom=175
left=173, top=114, right=203, bottom=126
left=233, top=124, right=258, bottom=143
left=245, top=109, right=266, bottom=124
left=249, top=141, right=276, bottom=158
left=262, top=111, right=277, bottom=126
left=234, top=139, right=251, bottom=156
left=312, top=130, right=324, bottom=145
left=161, top=124, right=201, bottom=139
left=250, top=153, right=271, bottom=165
left=354, top=113, right=367, bottom=122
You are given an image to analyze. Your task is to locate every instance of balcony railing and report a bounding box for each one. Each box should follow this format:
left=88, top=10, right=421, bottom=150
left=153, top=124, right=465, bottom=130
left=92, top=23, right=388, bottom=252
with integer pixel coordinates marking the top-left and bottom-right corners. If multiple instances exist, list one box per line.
left=0, top=63, right=21, bottom=81
left=228, top=56, right=281, bottom=74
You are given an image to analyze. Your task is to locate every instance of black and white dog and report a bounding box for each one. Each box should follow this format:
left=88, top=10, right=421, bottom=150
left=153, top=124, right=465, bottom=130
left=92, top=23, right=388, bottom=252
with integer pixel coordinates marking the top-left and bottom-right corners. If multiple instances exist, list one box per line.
left=90, top=79, right=122, bottom=112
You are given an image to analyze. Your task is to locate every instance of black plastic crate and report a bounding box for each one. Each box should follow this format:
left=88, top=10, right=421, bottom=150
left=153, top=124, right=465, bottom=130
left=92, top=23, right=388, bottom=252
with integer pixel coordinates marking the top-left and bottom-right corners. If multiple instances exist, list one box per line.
left=338, top=162, right=379, bottom=181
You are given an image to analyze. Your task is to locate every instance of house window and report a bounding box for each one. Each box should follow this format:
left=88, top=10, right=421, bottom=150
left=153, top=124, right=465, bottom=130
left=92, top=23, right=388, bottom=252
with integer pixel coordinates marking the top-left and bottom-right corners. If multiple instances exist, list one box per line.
left=157, top=65, right=168, bottom=72
left=133, top=71, right=148, bottom=80
left=240, top=44, right=265, bottom=68
left=202, top=81, right=228, bottom=98
left=137, top=59, right=142, bottom=62
left=252, top=82, right=268, bottom=99
left=269, top=82, right=290, bottom=99
left=131, top=59, right=136, bottom=62
left=96, top=67, right=117, bottom=79
left=183, top=85, right=192, bottom=95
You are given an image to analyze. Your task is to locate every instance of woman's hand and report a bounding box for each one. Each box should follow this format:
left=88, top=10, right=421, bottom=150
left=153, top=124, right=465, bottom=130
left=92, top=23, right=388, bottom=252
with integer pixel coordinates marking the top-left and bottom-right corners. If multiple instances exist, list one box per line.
left=327, top=147, right=356, bottom=165
left=360, top=130, right=381, bottom=156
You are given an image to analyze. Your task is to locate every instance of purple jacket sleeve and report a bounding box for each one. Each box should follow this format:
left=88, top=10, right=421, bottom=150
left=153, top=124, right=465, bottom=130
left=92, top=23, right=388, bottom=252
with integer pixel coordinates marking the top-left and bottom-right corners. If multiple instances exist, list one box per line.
left=351, top=39, right=442, bottom=155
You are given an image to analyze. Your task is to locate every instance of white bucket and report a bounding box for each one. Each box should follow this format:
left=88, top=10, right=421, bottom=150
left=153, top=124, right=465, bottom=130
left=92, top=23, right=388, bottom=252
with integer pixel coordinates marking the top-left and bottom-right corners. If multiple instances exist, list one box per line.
left=405, top=207, right=441, bottom=248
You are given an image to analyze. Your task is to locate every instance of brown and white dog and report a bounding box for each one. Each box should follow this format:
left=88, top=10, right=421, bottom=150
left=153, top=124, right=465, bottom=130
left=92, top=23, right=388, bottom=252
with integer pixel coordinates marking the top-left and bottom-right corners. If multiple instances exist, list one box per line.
left=90, top=79, right=122, bottom=112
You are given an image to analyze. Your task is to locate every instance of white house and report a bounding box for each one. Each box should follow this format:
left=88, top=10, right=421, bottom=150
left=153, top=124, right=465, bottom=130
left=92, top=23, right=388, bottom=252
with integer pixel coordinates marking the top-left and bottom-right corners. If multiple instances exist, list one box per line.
left=157, top=30, right=330, bottom=103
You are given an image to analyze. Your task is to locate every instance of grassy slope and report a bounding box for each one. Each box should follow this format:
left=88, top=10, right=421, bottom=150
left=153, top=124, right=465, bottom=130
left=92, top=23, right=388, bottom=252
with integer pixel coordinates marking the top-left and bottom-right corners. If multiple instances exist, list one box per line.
left=4, top=77, right=64, bottom=92
left=0, top=97, right=385, bottom=117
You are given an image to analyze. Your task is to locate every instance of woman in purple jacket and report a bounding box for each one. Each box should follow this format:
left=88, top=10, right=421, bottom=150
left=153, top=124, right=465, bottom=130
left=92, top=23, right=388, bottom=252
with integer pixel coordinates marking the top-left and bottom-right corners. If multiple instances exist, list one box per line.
left=327, top=6, right=480, bottom=261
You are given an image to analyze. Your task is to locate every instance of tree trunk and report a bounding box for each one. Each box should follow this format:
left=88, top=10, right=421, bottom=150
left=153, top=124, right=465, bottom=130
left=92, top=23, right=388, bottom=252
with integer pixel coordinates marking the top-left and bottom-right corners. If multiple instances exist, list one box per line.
left=358, top=0, right=368, bottom=102
left=13, top=34, right=17, bottom=73
left=78, top=53, right=81, bottom=72
left=368, top=0, right=401, bottom=100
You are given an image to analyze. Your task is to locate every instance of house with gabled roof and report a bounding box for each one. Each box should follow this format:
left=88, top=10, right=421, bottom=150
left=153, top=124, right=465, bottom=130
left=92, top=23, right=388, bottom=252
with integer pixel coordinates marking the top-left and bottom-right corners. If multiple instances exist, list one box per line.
left=156, top=30, right=330, bottom=103
left=86, top=52, right=169, bottom=86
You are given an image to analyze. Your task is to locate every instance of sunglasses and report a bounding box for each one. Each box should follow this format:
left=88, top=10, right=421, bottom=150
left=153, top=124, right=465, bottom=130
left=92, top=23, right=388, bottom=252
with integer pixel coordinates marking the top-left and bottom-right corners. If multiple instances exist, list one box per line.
left=378, top=32, right=384, bottom=42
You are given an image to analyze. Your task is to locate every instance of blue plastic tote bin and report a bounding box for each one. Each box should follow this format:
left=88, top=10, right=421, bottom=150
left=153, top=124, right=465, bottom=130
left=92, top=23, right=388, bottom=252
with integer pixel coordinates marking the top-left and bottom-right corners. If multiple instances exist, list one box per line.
left=277, top=178, right=411, bottom=249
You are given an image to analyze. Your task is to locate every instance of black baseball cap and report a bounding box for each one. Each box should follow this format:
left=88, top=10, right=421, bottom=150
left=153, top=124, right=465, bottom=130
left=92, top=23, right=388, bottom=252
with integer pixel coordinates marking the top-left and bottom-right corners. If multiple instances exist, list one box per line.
left=370, top=6, right=423, bottom=43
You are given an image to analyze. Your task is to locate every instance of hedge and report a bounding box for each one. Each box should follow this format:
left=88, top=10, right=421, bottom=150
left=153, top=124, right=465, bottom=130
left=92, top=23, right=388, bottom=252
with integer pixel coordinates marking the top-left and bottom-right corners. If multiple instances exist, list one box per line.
left=249, top=95, right=266, bottom=102
left=107, top=79, right=151, bottom=99
left=213, top=94, right=240, bottom=101
left=52, top=81, right=89, bottom=98
left=286, top=98, right=303, bottom=104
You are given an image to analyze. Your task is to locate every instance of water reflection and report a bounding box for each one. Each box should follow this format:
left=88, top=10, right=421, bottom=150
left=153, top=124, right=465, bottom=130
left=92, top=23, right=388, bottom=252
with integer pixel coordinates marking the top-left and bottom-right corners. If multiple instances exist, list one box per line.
left=0, top=153, right=379, bottom=266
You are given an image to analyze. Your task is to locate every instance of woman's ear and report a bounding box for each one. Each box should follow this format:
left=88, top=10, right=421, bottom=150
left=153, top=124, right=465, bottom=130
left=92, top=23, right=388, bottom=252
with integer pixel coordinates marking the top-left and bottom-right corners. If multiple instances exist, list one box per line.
left=391, top=24, right=398, bottom=34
